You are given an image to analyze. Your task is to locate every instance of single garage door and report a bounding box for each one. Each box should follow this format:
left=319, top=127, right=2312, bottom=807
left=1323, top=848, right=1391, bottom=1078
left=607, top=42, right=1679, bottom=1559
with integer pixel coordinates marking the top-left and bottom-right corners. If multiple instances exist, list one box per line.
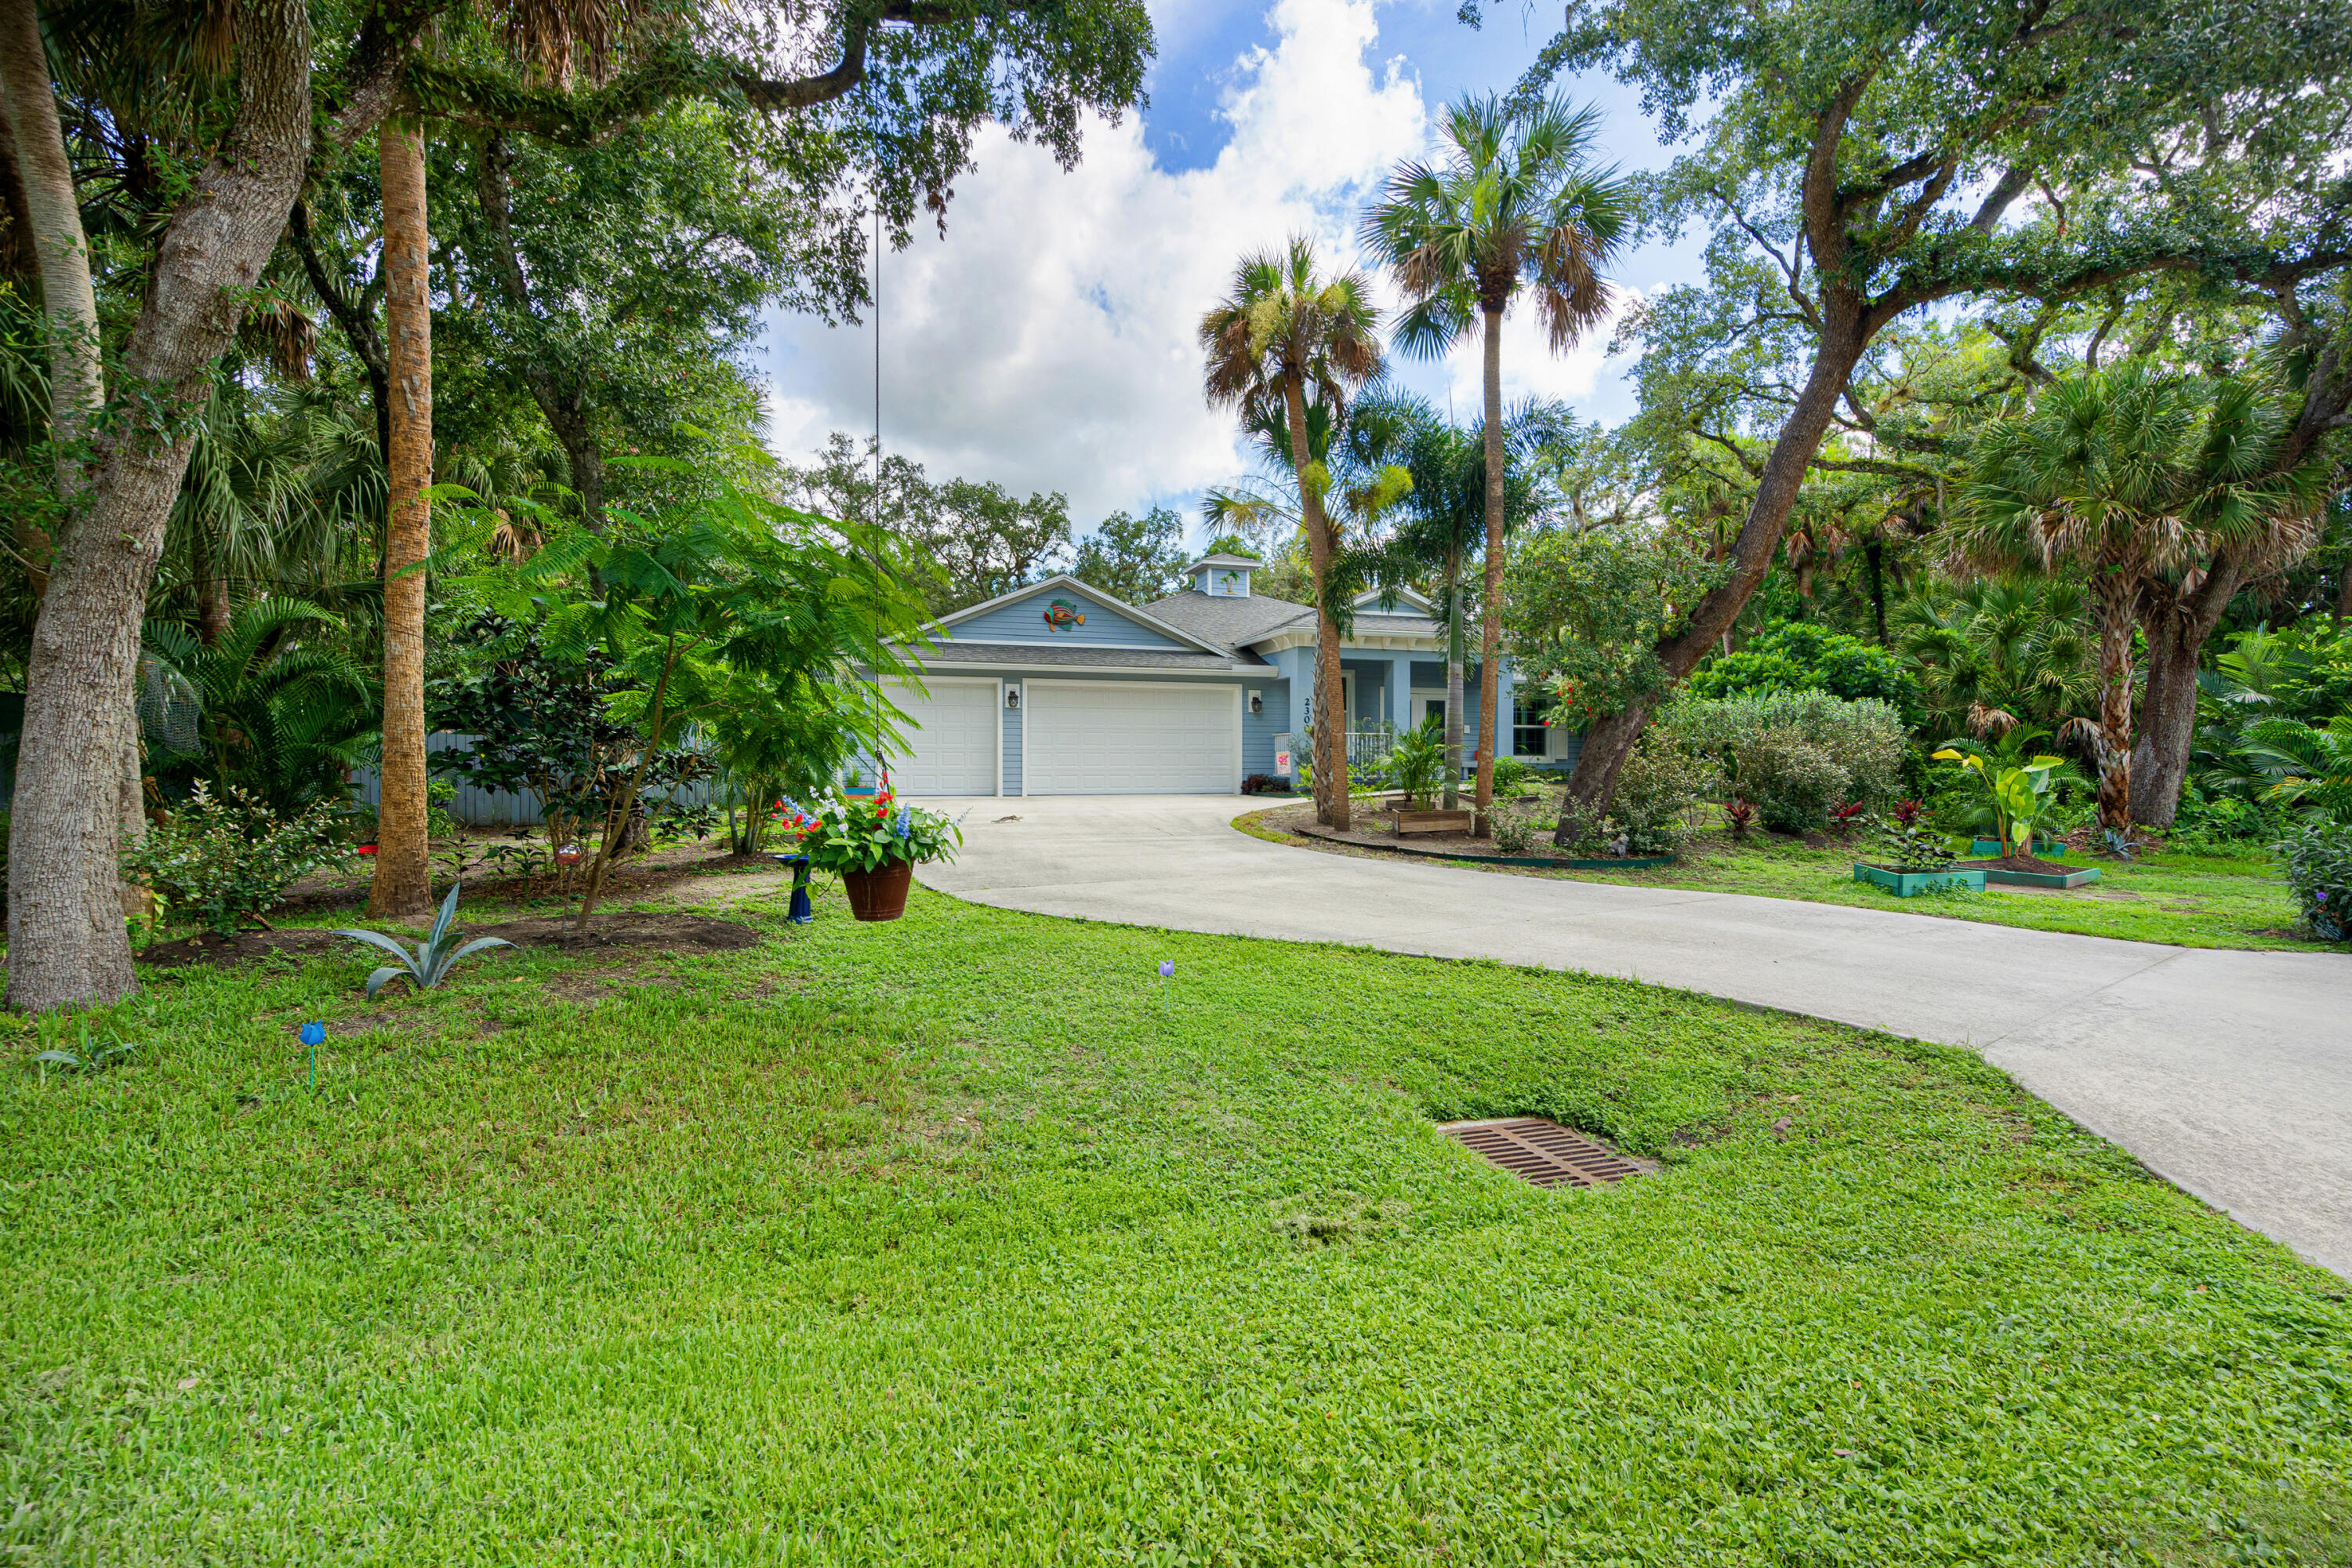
left=878, top=678, right=998, bottom=795
left=1025, top=680, right=1238, bottom=795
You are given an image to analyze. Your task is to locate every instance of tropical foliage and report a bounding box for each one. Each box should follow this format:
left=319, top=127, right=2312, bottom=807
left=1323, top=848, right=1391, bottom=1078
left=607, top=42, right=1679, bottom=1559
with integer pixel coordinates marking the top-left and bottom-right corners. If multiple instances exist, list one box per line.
left=1931, top=743, right=2073, bottom=861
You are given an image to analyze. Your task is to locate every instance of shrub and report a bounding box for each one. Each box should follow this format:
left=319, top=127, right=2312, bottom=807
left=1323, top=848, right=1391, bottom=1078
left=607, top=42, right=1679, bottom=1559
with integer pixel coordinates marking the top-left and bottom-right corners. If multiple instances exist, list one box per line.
left=1552, top=796, right=1608, bottom=858
left=1491, top=808, right=1539, bottom=855
left=2276, top=820, right=2352, bottom=942
left=1609, top=728, right=1720, bottom=853
left=2171, top=787, right=2270, bottom=842
left=1737, top=726, right=1848, bottom=833
left=1687, top=620, right=1923, bottom=725
left=123, top=782, right=351, bottom=938
left=1490, top=757, right=1537, bottom=799
left=1672, top=690, right=1910, bottom=831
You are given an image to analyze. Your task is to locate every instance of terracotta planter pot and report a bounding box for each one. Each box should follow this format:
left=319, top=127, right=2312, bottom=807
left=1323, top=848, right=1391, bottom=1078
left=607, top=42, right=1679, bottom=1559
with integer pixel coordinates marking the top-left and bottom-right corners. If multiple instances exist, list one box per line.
left=840, top=861, right=915, bottom=922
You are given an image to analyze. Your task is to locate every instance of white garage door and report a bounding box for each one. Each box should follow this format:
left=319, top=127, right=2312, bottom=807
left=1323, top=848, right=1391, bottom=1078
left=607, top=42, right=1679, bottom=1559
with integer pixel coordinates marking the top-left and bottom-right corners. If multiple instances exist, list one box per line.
left=1026, top=681, right=1238, bottom=795
left=878, top=679, right=998, bottom=795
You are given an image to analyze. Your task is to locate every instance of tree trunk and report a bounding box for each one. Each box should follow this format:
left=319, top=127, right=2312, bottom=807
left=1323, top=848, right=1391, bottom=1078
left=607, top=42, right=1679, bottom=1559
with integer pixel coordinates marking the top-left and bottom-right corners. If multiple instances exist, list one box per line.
left=1283, top=373, right=1348, bottom=830
left=0, top=96, right=38, bottom=285
left=6, top=0, right=315, bottom=1013
left=191, top=523, right=229, bottom=644
left=115, top=705, right=148, bottom=920
left=2131, top=557, right=2245, bottom=829
left=576, top=643, right=675, bottom=928
left=0, top=0, right=100, bottom=494
left=2089, top=568, right=2136, bottom=833
left=289, top=198, right=393, bottom=470
left=1472, top=306, right=1504, bottom=837
left=1864, top=537, right=1888, bottom=644
left=476, top=133, right=607, bottom=531
left=1443, top=546, right=1464, bottom=811
left=2130, top=610, right=2199, bottom=830
left=1559, top=303, right=1871, bottom=821
left=367, top=118, right=434, bottom=917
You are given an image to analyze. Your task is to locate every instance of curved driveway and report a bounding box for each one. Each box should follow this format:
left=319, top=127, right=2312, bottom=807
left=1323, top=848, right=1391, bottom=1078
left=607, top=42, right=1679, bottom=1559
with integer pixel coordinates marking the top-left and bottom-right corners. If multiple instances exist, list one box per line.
left=915, top=794, right=2352, bottom=1276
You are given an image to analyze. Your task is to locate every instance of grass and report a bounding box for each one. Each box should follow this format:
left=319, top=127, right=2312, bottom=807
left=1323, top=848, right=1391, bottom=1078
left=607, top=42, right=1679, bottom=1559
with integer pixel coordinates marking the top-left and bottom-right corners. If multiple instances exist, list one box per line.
left=1243, top=798, right=2331, bottom=953
left=4, top=880, right=2350, bottom=1564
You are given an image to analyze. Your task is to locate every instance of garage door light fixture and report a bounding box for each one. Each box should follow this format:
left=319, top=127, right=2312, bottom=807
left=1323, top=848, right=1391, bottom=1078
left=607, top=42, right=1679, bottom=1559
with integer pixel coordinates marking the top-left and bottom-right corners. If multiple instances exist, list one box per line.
left=1247, top=690, right=1263, bottom=713
left=1005, top=687, right=1021, bottom=710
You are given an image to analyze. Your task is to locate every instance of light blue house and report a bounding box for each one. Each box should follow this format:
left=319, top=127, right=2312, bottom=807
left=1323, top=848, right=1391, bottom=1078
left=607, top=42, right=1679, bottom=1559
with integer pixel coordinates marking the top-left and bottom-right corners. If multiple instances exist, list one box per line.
left=867, top=554, right=1568, bottom=796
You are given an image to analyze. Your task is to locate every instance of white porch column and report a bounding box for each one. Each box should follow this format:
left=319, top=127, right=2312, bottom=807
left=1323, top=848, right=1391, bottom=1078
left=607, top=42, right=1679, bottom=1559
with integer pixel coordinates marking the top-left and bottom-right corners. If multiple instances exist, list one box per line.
left=1496, top=655, right=1516, bottom=762
left=1285, top=647, right=1312, bottom=772
left=1388, top=652, right=1414, bottom=734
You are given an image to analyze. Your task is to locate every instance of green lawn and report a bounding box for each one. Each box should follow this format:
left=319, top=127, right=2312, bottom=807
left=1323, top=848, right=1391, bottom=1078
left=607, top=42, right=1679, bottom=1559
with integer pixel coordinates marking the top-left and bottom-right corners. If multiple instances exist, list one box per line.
left=5, top=882, right=2349, bottom=1564
left=1250, top=797, right=2330, bottom=952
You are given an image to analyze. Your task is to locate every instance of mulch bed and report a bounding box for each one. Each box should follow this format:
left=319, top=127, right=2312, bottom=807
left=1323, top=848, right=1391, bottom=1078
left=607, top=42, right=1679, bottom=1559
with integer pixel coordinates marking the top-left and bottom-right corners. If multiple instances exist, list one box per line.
left=137, top=911, right=764, bottom=971
left=1263, top=799, right=1671, bottom=867
left=1952, top=854, right=2082, bottom=875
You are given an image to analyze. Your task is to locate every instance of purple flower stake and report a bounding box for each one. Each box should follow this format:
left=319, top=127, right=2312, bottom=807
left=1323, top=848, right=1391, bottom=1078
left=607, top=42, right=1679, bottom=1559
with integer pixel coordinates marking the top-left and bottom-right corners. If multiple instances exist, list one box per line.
left=298, top=1021, right=325, bottom=1091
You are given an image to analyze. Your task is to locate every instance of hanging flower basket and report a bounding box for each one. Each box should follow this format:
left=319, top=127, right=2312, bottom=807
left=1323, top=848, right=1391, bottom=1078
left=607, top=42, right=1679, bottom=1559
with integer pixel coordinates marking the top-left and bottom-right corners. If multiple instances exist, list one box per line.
left=789, top=785, right=962, bottom=925
left=840, top=862, right=916, bottom=921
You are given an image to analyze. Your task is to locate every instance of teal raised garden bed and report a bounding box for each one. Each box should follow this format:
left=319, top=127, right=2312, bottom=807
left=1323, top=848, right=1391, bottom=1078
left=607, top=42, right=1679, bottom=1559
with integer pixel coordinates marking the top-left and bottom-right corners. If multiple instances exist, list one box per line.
left=1972, top=838, right=2074, bottom=861
left=1853, top=862, right=1987, bottom=897
left=1975, top=862, right=2101, bottom=890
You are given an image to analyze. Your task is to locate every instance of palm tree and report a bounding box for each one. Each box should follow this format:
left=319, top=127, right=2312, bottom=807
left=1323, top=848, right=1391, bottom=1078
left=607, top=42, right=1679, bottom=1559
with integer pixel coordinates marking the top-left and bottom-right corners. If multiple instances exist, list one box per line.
left=1199, top=238, right=1385, bottom=829
left=1363, top=93, right=1630, bottom=834
left=368, top=118, right=436, bottom=916
left=1350, top=393, right=1547, bottom=808
left=1955, top=365, right=2324, bottom=831
left=1893, top=575, right=2098, bottom=743
left=2129, top=376, right=2332, bottom=826
left=140, top=600, right=379, bottom=815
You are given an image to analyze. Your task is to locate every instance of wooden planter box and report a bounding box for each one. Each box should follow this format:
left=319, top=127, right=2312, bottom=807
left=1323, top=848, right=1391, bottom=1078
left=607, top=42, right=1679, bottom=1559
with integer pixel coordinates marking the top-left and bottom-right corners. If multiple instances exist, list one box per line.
left=1972, top=838, right=2074, bottom=861
left=1392, top=808, right=1475, bottom=837
left=1853, top=862, right=1987, bottom=898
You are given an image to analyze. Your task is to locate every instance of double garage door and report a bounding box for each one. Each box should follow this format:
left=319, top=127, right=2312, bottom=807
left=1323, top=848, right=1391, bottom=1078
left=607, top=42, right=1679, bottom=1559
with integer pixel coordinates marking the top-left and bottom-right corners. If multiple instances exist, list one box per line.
left=879, top=678, right=1239, bottom=796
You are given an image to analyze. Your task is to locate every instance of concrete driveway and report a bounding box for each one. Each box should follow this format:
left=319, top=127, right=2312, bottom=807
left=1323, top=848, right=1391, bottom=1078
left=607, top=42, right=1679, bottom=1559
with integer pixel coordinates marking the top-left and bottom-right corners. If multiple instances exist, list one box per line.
left=916, top=794, right=2352, bottom=1277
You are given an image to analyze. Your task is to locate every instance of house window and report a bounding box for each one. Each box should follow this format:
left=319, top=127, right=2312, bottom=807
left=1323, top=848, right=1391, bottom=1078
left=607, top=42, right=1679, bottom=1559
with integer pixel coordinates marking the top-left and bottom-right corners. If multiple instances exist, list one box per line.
left=1512, top=699, right=1549, bottom=757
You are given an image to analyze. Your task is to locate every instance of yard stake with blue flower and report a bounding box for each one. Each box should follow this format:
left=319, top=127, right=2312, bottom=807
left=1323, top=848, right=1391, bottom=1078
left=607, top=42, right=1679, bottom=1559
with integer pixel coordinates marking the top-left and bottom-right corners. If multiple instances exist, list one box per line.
left=299, top=1022, right=325, bottom=1092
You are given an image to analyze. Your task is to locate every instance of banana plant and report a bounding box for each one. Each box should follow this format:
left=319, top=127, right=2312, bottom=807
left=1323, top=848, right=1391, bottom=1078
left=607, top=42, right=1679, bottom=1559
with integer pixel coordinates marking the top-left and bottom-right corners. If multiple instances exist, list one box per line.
left=333, top=884, right=514, bottom=998
left=1932, top=743, right=2069, bottom=858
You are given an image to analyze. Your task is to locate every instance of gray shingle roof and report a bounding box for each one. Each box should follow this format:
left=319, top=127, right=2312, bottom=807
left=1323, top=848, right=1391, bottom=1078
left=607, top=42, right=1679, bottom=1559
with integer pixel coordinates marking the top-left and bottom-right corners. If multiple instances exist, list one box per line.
left=1348, top=611, right=1444, bottom=638
left=1140, top=590, right=1314, bottom=652
left=913, top=640, right=1266, bottom=672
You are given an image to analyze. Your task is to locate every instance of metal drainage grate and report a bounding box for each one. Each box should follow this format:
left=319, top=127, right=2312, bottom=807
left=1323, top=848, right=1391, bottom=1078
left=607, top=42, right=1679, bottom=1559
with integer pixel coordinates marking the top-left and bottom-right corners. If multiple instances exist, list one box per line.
left=1437, top=1117, right=1652, bottom=1189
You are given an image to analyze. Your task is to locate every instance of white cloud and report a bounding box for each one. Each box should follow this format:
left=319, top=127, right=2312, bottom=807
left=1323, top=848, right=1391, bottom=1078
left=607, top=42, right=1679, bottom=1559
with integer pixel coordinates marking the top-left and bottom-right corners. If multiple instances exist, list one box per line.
left=761, top=0, right=1428, bottom=532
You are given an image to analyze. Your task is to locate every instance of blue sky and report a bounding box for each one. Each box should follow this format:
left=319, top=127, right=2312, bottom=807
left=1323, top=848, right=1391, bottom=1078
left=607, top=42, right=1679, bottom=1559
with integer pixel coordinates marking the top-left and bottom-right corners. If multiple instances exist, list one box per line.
left=760, top=0, right=1706, bottom=540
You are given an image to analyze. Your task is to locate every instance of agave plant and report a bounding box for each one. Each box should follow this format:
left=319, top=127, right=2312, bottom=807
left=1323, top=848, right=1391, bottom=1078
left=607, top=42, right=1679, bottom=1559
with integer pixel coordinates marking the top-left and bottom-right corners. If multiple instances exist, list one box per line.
left=333, top=884, right=514, bottom=998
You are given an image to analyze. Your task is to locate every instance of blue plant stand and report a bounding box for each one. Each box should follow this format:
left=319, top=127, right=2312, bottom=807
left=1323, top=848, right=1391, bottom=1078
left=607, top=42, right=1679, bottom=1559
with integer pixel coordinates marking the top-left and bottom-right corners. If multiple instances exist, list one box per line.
left=772, top=854, right=815, bottom=924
